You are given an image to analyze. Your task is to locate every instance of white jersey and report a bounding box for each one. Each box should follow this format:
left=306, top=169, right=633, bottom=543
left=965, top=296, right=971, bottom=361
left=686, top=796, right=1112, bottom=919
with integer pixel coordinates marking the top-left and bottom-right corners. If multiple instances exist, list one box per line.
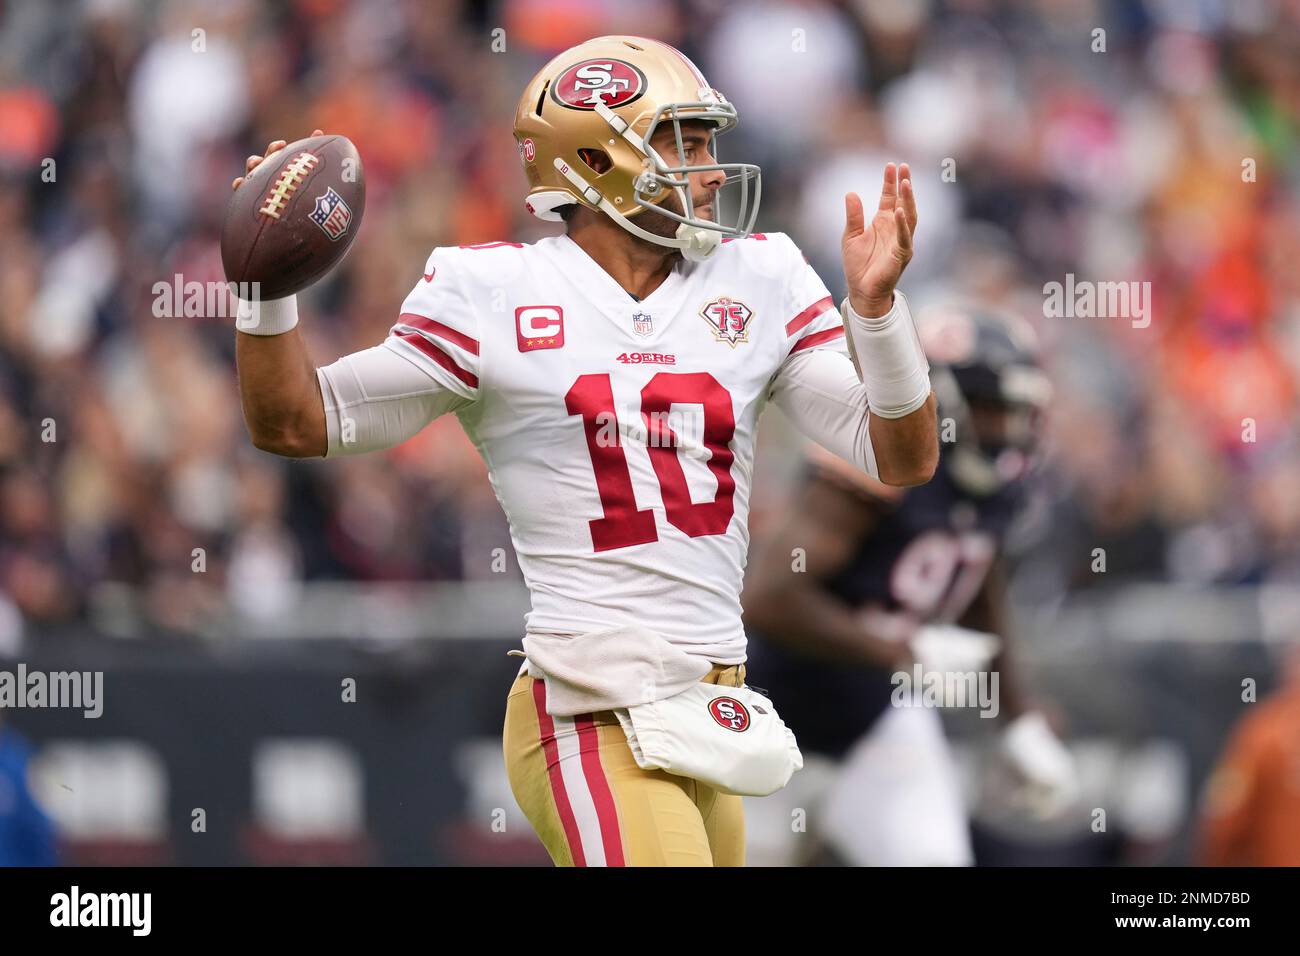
left=324, top=232, right=857, bottom=663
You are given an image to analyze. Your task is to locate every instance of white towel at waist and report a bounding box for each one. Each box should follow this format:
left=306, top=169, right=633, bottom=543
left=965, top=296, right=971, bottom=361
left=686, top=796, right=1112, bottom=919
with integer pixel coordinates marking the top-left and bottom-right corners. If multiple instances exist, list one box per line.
left=513, top=624, right=713, bottom=716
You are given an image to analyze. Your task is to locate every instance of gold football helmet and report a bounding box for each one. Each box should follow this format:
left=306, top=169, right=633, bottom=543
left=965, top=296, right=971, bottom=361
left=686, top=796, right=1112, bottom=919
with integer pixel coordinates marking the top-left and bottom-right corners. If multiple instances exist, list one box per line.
left=514, top=35, right=761, bottom=261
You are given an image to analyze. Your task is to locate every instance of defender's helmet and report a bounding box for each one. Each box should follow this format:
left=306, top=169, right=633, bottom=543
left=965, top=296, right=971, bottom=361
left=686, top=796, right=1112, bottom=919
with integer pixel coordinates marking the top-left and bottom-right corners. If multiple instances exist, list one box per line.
left=915, top=302, right=1052, bottom=496
left=513, top=35, right=761, bottom=261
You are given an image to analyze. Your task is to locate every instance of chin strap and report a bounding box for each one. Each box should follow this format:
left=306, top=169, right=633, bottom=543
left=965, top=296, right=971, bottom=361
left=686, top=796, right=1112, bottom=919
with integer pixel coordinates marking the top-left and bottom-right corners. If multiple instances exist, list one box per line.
left=554, top=158, right=722, bottom=261
left=675, top=222, right=723, bottom=261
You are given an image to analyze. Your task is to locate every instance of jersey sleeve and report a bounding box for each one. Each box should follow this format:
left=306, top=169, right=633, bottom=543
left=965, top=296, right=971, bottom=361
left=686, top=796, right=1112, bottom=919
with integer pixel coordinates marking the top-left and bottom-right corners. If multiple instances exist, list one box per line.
left=775, top=234, right=847, bottom=361
left=316, top=343, right=469, bottom=457
left=768, top=347, right=878, bottom=478
left=766, top=235, right=876, bottom=476
left=382, top=247, right=482, bottom=402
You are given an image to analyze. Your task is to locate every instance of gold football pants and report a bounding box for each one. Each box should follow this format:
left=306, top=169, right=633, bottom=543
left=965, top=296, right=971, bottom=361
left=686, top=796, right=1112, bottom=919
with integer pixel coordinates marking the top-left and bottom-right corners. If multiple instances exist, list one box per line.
left=503, top=663, right=746, bottom=866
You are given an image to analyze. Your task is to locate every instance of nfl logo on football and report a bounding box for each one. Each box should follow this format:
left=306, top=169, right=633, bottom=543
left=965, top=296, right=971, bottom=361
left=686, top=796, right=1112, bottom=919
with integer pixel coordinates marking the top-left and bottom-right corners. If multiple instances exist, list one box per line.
left=632, top=312, right=653, bottom=336
left=310, top=186, right=353, bottom=241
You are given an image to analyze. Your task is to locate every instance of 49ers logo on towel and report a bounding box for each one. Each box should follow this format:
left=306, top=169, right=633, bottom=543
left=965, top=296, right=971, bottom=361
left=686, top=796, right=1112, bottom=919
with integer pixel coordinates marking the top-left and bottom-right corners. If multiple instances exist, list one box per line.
left=552, top=59, right=647, bottom=111
left=709, top=696, right=750, bottom=732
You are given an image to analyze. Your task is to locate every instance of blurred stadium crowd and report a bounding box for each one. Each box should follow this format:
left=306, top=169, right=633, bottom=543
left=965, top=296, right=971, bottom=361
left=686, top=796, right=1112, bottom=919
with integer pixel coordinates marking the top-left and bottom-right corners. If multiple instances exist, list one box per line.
left=1, top=0, right=1300, bottom=648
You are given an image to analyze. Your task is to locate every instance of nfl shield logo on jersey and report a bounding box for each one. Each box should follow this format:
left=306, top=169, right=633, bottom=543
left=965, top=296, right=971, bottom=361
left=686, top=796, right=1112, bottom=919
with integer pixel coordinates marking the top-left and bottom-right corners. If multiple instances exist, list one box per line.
left=701, top=296, right=754, bottom=347
left=309, top=187, right=353, bottom=241
left=632, top=312, right=653, bottom=336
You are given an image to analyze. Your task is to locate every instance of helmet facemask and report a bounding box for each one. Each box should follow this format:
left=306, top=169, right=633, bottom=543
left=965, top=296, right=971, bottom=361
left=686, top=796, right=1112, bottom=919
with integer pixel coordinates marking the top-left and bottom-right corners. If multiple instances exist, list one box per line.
left=633, top=101, right=761, bottom=247
left=575, top=97, right=760, bottom=261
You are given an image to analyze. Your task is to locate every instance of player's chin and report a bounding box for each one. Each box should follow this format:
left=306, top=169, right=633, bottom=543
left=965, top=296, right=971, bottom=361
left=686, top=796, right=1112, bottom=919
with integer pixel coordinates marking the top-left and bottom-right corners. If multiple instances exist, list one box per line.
left=633, top=207, right=686, bottom=245
left=637, top=201, right=717, bottom=243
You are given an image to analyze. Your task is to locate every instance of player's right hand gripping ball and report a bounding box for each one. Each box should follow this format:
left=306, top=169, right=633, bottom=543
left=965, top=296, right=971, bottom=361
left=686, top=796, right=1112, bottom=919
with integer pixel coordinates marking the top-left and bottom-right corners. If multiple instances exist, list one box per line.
left=221, top=134, right=366, bottom=301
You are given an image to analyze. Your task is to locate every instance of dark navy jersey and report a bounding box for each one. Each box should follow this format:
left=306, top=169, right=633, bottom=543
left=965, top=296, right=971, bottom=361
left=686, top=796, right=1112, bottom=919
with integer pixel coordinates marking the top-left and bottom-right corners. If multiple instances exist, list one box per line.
left=746, top=459, right=1025, bottom=757
left=824, top=459, right=1023, bottom=613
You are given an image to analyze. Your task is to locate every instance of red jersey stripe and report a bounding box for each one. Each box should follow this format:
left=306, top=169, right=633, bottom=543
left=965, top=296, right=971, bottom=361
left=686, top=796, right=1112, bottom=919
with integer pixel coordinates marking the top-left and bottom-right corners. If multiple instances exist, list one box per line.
left=785, top=296, right=834, bottom=337
left=394, top=330, right=479, bottom=389
left=790, top=325, right=846, bottom=354
left=397, top=313, right=480, bottom=355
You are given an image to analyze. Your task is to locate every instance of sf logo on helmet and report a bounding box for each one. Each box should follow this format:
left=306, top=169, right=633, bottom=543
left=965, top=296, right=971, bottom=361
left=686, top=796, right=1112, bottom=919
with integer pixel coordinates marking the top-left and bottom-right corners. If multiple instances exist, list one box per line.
left=708, top=696, right=750, bottom=732
left=552, top=58, right=647, bottom=111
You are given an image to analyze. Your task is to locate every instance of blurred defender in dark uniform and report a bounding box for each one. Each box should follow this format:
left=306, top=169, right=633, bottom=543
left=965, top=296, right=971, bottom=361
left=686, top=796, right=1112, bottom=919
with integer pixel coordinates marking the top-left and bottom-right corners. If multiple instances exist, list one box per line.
left=745, top=302, right=1076, bottom=865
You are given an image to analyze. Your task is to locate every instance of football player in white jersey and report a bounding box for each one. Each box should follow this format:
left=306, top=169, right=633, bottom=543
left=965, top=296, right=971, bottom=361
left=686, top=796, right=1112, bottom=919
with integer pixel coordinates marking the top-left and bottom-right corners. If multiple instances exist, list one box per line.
left=232, top=36, right=937, bottom=866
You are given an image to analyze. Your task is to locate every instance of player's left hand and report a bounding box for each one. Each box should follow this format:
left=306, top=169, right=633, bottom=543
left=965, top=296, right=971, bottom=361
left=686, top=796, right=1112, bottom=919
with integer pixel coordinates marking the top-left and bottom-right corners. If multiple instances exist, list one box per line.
left=1000, top=711, right=1079, bottom=818
left=842, top=162, right=917, bottom=319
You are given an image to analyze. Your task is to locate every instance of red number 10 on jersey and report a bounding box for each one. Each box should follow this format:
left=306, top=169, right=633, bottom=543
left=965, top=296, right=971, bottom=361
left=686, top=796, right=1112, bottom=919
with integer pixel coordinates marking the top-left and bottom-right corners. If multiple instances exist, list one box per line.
left=565, top=372, right=737, bottom=552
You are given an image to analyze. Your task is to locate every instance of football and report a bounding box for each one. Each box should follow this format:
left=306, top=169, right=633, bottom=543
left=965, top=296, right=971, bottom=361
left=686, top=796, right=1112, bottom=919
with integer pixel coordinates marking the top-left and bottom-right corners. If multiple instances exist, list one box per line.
left=221, top=133, right=365, bottom=301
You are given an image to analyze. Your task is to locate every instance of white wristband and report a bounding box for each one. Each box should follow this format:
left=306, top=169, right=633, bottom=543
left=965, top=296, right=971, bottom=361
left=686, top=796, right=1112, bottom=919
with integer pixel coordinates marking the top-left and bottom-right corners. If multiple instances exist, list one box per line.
left=234, top=293, right=300, bottom=336
left=842, top=291, right=931, bottom=419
